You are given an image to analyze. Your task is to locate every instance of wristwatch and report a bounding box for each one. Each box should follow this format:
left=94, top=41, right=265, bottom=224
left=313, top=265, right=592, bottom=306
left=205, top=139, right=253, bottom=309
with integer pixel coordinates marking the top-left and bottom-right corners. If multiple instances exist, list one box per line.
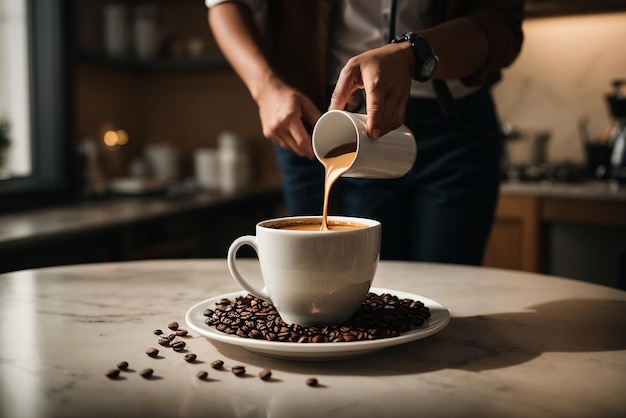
left=391, top=32, right=439, bottom=82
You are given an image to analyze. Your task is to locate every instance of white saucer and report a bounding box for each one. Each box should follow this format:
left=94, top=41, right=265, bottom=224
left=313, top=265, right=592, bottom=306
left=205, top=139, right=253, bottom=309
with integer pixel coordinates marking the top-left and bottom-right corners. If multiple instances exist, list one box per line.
left=185, top=287, right=450, bottom=361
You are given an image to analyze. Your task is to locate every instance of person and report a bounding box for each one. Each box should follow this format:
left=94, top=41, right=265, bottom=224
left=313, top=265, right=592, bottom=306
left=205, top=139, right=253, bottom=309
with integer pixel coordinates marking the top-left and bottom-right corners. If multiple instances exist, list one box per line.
left=205, top=0, right=524, bottom=265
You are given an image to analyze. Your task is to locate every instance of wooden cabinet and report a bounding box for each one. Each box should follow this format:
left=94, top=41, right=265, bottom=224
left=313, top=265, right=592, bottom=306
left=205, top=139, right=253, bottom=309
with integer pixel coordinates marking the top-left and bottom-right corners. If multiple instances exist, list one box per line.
left=483, top=195, right=540, bottom=272
left=483, top=187, right=626, bottom=289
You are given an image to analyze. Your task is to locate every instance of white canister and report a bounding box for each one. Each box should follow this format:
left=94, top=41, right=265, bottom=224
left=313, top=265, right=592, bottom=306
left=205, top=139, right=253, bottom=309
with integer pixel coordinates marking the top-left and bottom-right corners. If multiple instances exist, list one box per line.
left=103, top=4, right=131, bottom=57
left=218, top=132, right=251, bottom=193
left=194, top=148, right=219, bottom=190
left=144, top=143, right=180, bottom=182
left=133, top=4, right=160, bottom=60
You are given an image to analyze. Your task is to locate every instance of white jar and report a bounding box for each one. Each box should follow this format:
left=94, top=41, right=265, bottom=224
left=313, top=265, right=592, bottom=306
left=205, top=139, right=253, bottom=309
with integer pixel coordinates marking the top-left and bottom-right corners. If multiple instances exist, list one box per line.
left=133, top=4, right=160, bottom=59
left=103, top=4, right=131, bottom=57
left=194, top=148, right=219, bottom=190
left=218, top=132, right=250, bottom=193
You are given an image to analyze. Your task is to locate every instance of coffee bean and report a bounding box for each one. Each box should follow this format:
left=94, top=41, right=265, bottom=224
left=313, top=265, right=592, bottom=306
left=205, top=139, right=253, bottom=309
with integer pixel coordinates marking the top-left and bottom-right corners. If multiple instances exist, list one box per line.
left=153, top=329, right=163, bottom=335
left=158, top=338, right=171, bottom=347
left=146, top=347, right=159, bottom=357
left=231, top=365, right=245, bottom=376
left=116, top=361, right=129, bottom=370
left=166, top=333, right=176, bottom=341
left=168, top=321, right=179, bottom=331
left=171, top=341, right=186, bottom=352
left=106, top=369, right=120, bottom=379
left=210, top=359, right=224, bottom=369
left=202, top=292, right=430, bottom=344
left=140, top=368, right=154, bottom=378
left=196, top=370, right=208, bottom=380
left=258, top=369, right=272, bottom=381
left=175, top=329, right=188, bottom=337
left=306, top=378, right=318, bottom=387
left=183, top=353, right=196, bottom=363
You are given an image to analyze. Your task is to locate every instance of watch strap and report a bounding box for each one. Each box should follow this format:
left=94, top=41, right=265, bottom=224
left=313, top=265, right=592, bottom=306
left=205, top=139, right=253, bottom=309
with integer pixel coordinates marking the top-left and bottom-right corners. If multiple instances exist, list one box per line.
left=391, top=32, right=438, bottom=82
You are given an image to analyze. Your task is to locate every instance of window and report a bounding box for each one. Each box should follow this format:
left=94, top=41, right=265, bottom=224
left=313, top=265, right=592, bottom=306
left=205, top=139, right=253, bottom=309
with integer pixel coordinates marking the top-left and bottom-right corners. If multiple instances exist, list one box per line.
left=0, top=0, right=78, bottom=212
left=0, top=0, right=31, bottom=178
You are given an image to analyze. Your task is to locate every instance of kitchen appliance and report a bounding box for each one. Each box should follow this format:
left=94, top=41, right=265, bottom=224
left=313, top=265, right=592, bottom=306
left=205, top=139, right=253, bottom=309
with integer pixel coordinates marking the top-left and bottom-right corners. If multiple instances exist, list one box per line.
left=606, top=79, right=626, bottom=185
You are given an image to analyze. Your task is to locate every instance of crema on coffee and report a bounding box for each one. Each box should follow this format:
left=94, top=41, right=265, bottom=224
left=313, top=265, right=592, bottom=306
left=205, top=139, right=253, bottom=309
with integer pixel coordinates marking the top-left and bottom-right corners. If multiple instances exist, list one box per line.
left=267, top=219, right=367, bottom=231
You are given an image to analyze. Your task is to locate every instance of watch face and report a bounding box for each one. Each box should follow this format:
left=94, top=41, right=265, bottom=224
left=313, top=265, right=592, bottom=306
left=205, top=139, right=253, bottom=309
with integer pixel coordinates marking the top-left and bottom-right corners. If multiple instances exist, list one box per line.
left=415, top=37, right=433, bottom=61
left=423, top=58, right=437, bottom=78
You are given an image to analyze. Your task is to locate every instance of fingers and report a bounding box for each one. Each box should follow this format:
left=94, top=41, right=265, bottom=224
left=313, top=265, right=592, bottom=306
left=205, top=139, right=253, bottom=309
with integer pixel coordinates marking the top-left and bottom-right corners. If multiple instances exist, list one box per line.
left=289, top=120, right=315, bottom=159
left=268, top=125, right=313, bottom=159
left=329, top=62, right=363, bottom=111
left=263, top=110, right=318, bottom=159
left=365, top=86, right=407, bottom=140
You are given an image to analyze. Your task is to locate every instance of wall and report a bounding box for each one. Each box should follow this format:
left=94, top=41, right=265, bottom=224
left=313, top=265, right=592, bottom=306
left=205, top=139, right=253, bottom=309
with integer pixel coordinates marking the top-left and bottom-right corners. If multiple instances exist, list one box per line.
left=77, top=8, right=626, bottom=187
left=74, top=0, right=278, bottom=188
left=493, top=12, right=626, bottom=164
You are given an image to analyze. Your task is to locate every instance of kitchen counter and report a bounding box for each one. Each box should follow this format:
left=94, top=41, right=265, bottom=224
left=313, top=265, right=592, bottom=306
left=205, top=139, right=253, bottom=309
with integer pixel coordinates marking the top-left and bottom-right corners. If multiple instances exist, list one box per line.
left=0, top=187, right=284, bottom=273
left=484, top=180, right=626, bottom=288
left=501, top=180, right=626, bottom=202
left=0, top=186, right=282, bottom=249
left=0, top=181, right=621, bottom=251
left=1, top=259, right=624, bottom=418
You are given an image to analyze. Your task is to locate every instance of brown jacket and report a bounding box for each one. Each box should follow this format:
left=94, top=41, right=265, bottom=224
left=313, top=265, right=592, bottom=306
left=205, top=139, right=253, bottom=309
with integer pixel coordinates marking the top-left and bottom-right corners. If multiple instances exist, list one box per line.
left=266, top=0, right=524, bottom=109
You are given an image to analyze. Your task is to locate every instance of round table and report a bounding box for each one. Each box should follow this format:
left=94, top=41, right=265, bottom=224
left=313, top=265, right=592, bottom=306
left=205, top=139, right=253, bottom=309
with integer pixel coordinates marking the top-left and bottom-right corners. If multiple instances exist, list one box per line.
left=1, top=259, right=624, bottom=418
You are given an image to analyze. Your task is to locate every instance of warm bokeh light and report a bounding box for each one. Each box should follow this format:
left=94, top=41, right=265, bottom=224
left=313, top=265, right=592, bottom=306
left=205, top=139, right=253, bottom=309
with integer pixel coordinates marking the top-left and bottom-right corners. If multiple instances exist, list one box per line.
left=102, top=129, right=129, bottom=148
left=116, top=129, right=129, bottom=145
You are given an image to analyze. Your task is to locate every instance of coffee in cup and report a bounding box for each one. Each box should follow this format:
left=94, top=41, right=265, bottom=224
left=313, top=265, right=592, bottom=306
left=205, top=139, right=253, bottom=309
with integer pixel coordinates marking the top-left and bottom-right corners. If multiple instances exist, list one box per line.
left=227, top=215, right=381, bottom=326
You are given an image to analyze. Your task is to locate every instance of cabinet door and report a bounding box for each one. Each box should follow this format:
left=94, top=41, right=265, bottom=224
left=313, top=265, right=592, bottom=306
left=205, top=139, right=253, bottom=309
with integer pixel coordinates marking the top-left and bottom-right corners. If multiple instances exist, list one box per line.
left=483, top=196, right=540, bottom=272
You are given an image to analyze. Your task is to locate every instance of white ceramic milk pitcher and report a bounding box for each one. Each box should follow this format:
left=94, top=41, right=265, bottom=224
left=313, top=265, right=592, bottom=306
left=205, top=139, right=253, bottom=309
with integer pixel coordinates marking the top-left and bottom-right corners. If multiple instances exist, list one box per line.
left=312, top=110, right=417, bottom=178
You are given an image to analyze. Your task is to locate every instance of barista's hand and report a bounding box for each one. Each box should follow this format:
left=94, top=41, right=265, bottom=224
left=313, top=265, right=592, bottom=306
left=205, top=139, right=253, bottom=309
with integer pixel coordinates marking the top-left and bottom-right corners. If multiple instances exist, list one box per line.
left=329, top=42, right=414, bottom=139
left=255, top=76, right=321, bottom=159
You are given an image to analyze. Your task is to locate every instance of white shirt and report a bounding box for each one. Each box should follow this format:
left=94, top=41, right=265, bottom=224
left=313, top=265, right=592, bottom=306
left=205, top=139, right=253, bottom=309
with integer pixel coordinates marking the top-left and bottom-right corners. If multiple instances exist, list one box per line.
left=206, top=0, right=479, bottom=99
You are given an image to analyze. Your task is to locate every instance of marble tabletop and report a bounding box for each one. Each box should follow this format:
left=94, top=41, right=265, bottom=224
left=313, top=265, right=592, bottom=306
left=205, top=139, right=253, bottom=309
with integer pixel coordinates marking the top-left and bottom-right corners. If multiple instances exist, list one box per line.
left=1, top=259, right=625, bottom=418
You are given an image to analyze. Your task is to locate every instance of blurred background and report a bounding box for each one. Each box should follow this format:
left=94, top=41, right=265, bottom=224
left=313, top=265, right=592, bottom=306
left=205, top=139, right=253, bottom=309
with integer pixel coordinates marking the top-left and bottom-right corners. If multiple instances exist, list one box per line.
left=0, top=0, right=625, bottom=288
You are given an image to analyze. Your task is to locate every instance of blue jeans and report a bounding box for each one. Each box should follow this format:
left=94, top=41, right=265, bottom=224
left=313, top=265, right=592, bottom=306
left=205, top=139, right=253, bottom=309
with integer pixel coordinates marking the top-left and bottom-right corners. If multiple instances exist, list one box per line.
left=274, top=88, right=502, bottom=265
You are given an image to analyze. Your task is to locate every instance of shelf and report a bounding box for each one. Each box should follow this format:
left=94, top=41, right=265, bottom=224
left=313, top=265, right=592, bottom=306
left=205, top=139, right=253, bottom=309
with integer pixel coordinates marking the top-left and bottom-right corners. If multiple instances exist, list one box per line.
left=77, top=50, right=231, bottom=72
left=525, top=0, right=626, bottom=18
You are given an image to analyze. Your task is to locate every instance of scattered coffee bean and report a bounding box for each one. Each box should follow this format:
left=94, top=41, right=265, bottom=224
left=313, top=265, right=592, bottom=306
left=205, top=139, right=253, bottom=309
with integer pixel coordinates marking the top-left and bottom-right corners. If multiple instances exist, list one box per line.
left=116, top=361, right=129, bottom=370
left=196, top=370, right=208, bottom=380
left=146, top=347, right=159, bottom=357
left=153, top=329, right=163, bottom=335
left=306, top=378, right=318, bottom=387
left=183, top=353, right=197, bottom=363
left=231, top=365, right=246, bottom=376
left=168, top=321, right=179, bottom=331
left=210, top=359, right=224, bottom=370
left=175, top=329, right=188, bottom=337
left=171, top=341, right=186, bottom=352
left=106, top=369, right=120, bottom=379
left=258, top=369, right=272, bottom=381
left=158, top=337, right=171, bottom=347
left=166, top=333, right=176, bottom=341
left=140, top=368, right=154, bottom=378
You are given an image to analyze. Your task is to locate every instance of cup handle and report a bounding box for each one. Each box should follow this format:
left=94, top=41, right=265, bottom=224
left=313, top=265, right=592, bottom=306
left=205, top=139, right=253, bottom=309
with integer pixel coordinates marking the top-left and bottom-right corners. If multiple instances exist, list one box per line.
left=227, top=235, right=270, bottom=301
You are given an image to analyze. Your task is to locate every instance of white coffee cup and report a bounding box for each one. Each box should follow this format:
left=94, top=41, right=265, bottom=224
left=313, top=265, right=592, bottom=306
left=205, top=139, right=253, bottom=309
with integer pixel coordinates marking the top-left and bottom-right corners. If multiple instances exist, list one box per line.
left=227, top=215, right=381, bottom=326
left=312, top=110, right=416, bottom=178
